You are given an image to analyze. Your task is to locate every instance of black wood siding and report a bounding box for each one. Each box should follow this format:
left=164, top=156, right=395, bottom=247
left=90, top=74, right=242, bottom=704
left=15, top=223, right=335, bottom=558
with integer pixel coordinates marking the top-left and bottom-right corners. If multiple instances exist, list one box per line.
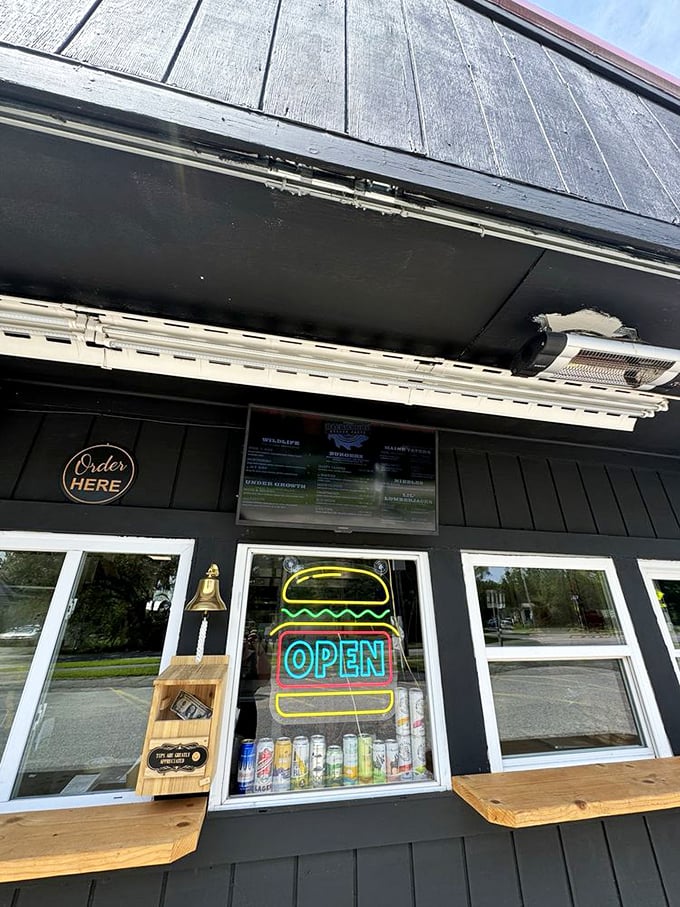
left=4, top=390, right=680, bottom=905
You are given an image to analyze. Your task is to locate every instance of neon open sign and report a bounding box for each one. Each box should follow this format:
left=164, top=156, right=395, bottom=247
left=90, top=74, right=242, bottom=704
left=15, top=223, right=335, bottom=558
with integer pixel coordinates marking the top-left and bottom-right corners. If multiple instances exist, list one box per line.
left=276, top=629, right=393, bottom=689
left=269, top=563, right=398, bottom=722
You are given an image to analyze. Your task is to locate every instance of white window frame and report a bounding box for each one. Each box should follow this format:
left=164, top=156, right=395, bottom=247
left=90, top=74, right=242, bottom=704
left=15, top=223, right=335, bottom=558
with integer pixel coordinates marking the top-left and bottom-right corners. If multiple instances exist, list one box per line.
left=0, top=530, right=194, bottom=812
left=639, top=560, right=680, bottom=689
left=462, top=552, right=671, bottom=772
left=210, top=543, right=451, bottom=811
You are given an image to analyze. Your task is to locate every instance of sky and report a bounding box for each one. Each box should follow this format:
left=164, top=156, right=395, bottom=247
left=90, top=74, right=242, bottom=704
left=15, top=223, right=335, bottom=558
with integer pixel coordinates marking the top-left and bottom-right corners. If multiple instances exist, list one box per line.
left=533, top=0, right=680, bottom=78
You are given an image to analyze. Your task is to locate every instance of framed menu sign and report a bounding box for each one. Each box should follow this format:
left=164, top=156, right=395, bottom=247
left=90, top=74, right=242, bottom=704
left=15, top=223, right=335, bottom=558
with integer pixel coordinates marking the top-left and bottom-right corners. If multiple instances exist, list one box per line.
left=237, top=407, right=437, bottom=534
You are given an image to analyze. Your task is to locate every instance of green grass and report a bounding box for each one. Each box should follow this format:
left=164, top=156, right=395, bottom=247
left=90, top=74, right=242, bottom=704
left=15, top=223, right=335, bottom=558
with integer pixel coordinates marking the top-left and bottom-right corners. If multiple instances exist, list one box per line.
left=55, top=657, right=161, bottom=669
left=53, top=665, right=158, bottom=680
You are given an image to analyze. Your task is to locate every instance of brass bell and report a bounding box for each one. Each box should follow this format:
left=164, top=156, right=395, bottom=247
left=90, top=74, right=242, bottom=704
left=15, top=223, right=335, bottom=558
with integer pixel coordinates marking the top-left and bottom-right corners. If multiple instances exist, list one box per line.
left=185, top=564, right=227, bottom=612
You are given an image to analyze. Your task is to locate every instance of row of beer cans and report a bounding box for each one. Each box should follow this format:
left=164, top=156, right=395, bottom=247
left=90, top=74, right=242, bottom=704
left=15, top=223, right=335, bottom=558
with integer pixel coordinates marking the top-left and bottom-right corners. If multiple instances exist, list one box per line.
left=236, top=688, right=428, bottom=795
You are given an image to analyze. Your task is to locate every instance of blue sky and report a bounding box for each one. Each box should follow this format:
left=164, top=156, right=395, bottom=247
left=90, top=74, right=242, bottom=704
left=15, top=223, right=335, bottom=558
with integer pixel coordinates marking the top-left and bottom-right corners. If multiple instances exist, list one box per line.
left=534, top=0, right=680, bottom=78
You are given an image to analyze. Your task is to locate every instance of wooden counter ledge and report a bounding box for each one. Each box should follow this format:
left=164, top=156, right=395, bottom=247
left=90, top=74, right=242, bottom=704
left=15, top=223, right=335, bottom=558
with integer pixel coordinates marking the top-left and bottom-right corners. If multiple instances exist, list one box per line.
left=0, top=796, right=207, bottom=883
left=453, top=757, right=680, bottom=827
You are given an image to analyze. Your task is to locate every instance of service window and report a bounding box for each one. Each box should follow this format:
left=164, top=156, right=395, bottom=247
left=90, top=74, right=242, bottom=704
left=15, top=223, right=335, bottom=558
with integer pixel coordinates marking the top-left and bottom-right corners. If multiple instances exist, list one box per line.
left=0, top=532, right=193, bottom=809
left=462, top=553, right=670, bottom=771
left=639, top=561, right=680, bottom=684
left=215, top=546, right=450, bottom=807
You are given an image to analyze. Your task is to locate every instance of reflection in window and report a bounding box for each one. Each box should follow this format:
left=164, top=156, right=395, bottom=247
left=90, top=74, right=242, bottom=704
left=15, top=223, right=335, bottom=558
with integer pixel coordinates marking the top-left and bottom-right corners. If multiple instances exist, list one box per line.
left=474, top=566, right=623, bottom=646
left=13, top=553, right=179, bottom=799
left=652, top=579, right=680, bottom=649
left=231, top=555, right=436, bottom=799
left=0, top=551, right=65, bottom=761
left=490, top=660, right=643, bottom=756
left=465, top=556, right=659, bottom=770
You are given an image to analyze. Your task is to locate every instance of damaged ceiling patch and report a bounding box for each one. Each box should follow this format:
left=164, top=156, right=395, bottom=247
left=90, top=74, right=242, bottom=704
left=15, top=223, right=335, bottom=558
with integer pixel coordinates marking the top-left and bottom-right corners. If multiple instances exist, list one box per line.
left=534, top=309, right=639, bottom=339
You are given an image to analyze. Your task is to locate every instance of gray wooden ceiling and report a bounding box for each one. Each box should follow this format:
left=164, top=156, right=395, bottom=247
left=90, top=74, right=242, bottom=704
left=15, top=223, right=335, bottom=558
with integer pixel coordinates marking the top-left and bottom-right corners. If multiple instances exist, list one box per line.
left=1, top=0, right=680, bottom=228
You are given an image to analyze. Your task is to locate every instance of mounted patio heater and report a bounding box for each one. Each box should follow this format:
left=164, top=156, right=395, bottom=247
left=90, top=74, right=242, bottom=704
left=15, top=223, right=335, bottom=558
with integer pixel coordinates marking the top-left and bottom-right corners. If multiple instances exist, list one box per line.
left=512, top=332, right=680, bottom=393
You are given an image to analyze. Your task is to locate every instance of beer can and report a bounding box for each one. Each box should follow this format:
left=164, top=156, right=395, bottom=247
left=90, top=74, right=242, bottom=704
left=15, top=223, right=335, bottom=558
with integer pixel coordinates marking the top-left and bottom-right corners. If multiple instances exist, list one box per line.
left=254, top=737, right=274, bottom=793
left=236, top=739, right=256, bottom=794
left=272, top=736, right=292, bottom=792
left=412, top=734, right=427, bottom=777
left=398, top=736, right=413, bottom=781
left=358, top=733, right=373, bottom=784
left=373, top=739, right=386, bottom=784
left=396, top=687, right=410, bottom=736
left=326, top=745, right=343, bottom=787
left=310, top=735, right=326, bottom=788
left=409, top=688, right=426, bottom=737
left=343, top=733, right=358, bottom=785
left=385, top=738, right=400, bottom=783
left=291, top=736, right=310, bottom=790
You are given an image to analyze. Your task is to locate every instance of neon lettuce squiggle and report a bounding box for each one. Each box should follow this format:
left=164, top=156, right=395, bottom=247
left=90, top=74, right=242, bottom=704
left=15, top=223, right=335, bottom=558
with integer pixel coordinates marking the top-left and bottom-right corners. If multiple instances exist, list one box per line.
left=281, top=607, right=390, bottom=620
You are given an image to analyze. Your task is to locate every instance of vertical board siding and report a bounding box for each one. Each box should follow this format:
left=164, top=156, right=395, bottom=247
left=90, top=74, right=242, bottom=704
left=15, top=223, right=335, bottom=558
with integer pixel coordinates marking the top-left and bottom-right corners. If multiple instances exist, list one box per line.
left=346, top=0, right=423, bottom=153
left=87, top=415, right=141, bottom=450
left=14, top=875, right=93, bottom=906
left=163, top=865, right=233, bottom=907
left=90, top=869, right=166, bottom=907
left=546, top=52, right=680, bottom=222
left=166, top=0, right=280, bottom=109
left=0, top=411, right=43, bottom=499
left=231, top=857, right=297, bottom=907
left=0, top=0, right=97, bottom=52
left=603, top=815, right=668, bottom=907
left=658, top=472, right=680, bottom=528
left=643, top=99, right=680, bottom=157
left=121, top=421, right=186, bottom=508
left=559, top=822, right=622, bottom=907
left=402, top=0, right=495, bottom=171
left=596, top=80, right=680, bottom=217
left=12, top=412, right=93, bottom=501
left=444, top=2, right=564, bottom=190
left=62, top=0, right=200, bottom=81
left=606, top=466, right=655, bottom=538
left=171, top=426, right=229, bottom=511
left=412, top=838, right=470, bottom=907
left=513, top=826, right=573, bottom=907
left=438, top=448, right=465, bottom=526
left=297, top=851, right=355, bottom=907
left=488, top=453, right=533, bottom=530
left=519, top=456, right=565, bottom=532
left=457, top=450, right=499, bottom=528
left=496, top=27, right=621, bottom=206
left=356, top=844, right=413, bottom=907
left=578, top=463, right=627, bottom=537
left=634, top=470, right=680, bottom=539
left=549, top=461, right=595, bottom=534
left=218, top=428, right=245, bottom=513
left=645, top=811, right=680, bottom=906
left=464, top=832, right=523, bottom=907
left=263, top=0, right=346, bottom=134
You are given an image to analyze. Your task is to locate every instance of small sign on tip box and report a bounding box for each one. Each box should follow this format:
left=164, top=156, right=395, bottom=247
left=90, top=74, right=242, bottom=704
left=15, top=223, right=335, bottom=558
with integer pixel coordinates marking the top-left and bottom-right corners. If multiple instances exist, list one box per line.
left=61, top=444, right=136, bottom=504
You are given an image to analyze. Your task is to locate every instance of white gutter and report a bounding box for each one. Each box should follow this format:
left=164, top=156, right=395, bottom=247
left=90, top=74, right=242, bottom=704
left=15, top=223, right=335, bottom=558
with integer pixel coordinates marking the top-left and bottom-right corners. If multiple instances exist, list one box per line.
left=0, top=296, right=669, bottom=431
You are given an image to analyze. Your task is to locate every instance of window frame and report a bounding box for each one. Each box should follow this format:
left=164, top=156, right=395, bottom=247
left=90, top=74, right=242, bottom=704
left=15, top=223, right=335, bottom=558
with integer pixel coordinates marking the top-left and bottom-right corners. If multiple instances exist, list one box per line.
left=462, top=552, right=671, bottom=772
left=210, top=543, right=451, bottom=810
left=638, top=559, right=680, bottom=689
left=0, top=530, right=194, bottom=813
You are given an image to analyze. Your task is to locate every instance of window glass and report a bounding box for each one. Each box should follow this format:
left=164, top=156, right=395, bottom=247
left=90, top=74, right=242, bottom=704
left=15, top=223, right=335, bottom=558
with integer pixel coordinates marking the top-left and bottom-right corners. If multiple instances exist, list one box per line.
left=651, top=579, right=680, bottom=649
left=230, top=554, right=436, bottom=798
left=474, top=566, right=624, bottom=646
left=0, top=551, right=65, bottom=762
left=489, top=660, right=643, bottom=756
left=465, top=555, right=663, bottom=770
left=13, top=552, right=179, bottom=799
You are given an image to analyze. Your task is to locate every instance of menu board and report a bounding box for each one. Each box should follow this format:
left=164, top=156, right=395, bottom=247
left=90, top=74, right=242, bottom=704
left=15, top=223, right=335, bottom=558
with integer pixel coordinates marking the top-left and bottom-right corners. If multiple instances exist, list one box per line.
left=237, top=408, right=437, bottom=533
